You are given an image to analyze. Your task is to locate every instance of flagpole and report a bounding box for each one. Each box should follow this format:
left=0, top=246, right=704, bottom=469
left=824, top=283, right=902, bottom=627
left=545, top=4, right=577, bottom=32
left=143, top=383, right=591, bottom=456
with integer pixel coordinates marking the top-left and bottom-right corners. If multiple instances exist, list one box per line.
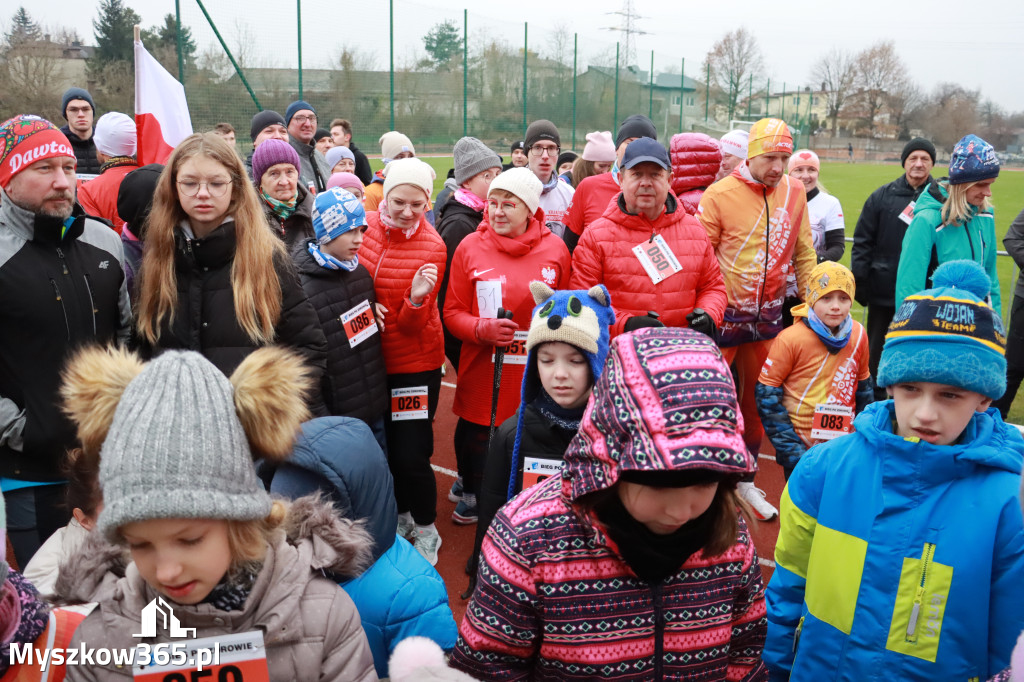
left=134, top=24, right=140, bottom=43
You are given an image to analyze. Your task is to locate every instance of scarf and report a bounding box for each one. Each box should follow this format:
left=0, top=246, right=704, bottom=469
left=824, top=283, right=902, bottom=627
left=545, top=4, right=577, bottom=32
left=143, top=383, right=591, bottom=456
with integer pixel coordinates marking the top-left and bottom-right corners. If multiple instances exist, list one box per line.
left=540, top=172, right=560, bottom=195
left=595, top=493, right=714, bottom=583
left=532, top=389, right=585, bottom=432
left=454, top=187, right=487, bottom=212
left=201, top=569, right=258, bottom=613
left=378, top=200, right=419, bottom=239
left=0, top=571, right=49, bottom=676
left=611, top=159, right=621, bottom=186
left=308, top=241, right=358, bottom=272
left=99, top=156, right=137, bottom=173
left=261, top=190, right=298, bottom=221
left=805, top=306, right=853, bottom=352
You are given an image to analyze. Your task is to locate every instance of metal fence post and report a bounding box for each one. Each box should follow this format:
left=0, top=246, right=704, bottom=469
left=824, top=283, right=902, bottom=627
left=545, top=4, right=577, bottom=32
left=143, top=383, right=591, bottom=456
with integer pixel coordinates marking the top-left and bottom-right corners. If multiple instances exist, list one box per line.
left=522, top=23, right=528, bottom=131
left=389, top=0, right=394, bottom=131
left=613, top=42, right=619, bottom=131
left=678, top=58, right=684, bottom=134
left=296, top=0, right=302, bottom=100
left=175, top=0, right=185, bottom=88
left=571, top=34, right=578, bottom=151
left=746, top=74, right=752, bottom=117
left=765, top=78, right=770, bottom=116
left=781, top=82, right=786, bottom=120
left=704, top=62, right=709, bottom=123
left=648, top=51, right=654, bottom=119
left=194, top=0, right=261, bottom=109
left=463, top=9, right=468, bottom=137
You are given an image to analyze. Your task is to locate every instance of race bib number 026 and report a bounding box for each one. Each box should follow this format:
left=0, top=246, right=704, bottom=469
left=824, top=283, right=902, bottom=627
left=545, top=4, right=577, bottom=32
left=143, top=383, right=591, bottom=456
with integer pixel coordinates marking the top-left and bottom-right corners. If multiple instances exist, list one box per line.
left=133, top=630, right=269, bottom=681
left=810, top=403, right=854, bottom=441
left=391, top=386, right=429, bottom=421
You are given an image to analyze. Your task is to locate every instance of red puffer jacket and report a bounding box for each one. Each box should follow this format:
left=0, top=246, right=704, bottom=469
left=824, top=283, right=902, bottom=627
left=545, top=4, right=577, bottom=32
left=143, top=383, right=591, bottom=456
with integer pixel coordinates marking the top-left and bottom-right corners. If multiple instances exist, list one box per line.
left=570, top=193, right=726, bottom=336
left=360, top=212, right=447, bottom=374
left=444, top=210, right=571, bottom=425
left=669, top=133, right=721, bottom=215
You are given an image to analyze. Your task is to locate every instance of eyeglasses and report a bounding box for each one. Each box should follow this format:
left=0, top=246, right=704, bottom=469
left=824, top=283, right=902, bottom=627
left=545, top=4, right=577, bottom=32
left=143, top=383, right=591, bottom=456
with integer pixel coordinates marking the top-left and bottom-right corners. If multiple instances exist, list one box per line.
left=291, top=114, right=317, bottom=124
left=177, top=179, right=232, bottom=197
left=487, top=199, right=519, bottom=212
left=528, top=144, right=560, bottom=158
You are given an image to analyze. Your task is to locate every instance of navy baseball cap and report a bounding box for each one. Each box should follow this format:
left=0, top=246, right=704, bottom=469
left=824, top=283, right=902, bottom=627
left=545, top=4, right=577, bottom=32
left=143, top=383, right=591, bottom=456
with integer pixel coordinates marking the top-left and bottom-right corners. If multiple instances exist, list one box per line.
left=621, top=137, right=670, bottom=171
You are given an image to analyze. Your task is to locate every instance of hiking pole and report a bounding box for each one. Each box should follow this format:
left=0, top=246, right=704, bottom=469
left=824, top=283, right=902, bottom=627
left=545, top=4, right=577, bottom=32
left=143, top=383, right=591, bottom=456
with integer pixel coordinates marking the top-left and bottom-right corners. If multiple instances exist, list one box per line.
left=488, top=307, right=515, bottom=442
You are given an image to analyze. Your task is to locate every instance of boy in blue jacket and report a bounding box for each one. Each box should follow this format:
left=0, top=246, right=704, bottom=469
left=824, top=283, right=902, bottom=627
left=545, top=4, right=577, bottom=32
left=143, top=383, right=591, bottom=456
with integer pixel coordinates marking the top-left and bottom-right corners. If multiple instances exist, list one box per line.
left=764, top=260, right=1024, bottom=681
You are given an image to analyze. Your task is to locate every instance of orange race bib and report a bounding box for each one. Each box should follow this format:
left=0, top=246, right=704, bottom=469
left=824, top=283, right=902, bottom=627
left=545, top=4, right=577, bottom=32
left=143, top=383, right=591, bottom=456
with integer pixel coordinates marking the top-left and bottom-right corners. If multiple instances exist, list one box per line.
left=810, top=403, right=853, bottom=441
left=522, top=456, right=563, bottom=490
left=340, top=299, right=378, bottom=348
left=632, top=234, right=682, bottom=284
left=492, top=330, right=529, bottom=365
left=133, top=631, right=269, bottom=682
left=391, top=386, right=428, bottom=421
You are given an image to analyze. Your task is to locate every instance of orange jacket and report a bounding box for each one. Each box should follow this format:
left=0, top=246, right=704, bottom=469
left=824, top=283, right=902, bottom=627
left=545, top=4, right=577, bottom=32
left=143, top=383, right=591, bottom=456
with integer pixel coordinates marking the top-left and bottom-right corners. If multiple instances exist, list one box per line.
left=359, top=212, right=447, bottom=374
left=696, top=165, right=815, bottom=346
left=570, top=193, right=726, bottom=337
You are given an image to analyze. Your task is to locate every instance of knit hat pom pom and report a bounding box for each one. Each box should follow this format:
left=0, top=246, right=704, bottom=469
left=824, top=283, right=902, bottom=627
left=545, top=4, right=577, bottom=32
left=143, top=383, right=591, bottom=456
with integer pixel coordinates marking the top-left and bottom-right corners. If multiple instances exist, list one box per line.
left=931, top=260, right=991, bottom=299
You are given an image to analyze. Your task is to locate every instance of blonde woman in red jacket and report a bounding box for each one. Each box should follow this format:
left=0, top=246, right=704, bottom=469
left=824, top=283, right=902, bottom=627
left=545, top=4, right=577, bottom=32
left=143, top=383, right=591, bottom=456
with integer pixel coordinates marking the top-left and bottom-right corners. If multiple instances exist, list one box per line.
left=443, top=167, right=571, bottom=527
left=359, top=158, right=447, bottom=565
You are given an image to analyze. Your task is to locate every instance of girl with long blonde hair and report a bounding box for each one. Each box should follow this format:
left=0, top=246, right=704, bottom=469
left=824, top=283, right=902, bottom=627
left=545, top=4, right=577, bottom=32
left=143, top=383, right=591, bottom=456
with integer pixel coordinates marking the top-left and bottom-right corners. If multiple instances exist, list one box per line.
left=134, top=132, right=327, bottom=381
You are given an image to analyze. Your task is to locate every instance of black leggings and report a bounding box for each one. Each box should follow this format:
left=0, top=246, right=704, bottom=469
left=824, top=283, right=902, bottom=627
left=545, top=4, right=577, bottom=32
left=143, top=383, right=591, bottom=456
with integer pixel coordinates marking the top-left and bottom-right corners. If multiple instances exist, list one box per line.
left=385, top=369, right=442, bottom=525
left=454, top=418, right=491, bottom=499
left=994, top=294, right=1024, bottom=418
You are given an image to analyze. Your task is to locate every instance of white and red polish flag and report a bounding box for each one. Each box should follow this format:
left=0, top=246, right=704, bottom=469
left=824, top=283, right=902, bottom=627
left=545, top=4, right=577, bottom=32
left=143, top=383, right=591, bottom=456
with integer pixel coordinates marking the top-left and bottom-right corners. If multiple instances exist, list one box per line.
left=134, top=38, right=192, bottom=165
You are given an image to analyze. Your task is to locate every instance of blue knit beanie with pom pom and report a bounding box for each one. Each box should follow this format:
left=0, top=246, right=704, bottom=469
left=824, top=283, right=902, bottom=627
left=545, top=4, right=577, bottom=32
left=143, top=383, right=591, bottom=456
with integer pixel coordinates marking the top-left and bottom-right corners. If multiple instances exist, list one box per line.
left=877, top=260, right=1006, bottom=399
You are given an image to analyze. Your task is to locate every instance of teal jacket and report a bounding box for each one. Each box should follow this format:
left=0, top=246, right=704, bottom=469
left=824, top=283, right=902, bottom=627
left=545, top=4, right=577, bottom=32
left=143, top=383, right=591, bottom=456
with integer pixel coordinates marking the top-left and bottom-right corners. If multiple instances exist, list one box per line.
left=764, top=400, right=1024, bottom=681
left=895, top=181, right=1001, bottom=312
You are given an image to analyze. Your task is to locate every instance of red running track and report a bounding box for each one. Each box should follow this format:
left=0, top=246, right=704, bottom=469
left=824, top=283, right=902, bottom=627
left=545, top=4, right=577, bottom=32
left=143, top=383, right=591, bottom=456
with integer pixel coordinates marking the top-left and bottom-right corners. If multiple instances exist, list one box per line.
left=429, top=364, right=785, bottom=626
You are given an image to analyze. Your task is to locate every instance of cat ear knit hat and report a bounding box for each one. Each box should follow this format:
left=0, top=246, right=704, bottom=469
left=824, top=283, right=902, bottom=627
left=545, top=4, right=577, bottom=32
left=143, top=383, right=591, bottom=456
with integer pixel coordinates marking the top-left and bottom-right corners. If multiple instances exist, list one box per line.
left=506, top=282, right=615, bottom=501
left=60, top=347, right=313, bottom=543
left=562, top=327, right=754, bottom=502
left=877, top=260, right=1006, bottom=399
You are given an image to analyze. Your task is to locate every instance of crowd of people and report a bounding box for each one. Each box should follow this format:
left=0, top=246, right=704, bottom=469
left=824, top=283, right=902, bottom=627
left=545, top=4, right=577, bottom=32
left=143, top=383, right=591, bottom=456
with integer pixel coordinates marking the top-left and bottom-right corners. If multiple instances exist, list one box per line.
left=1, top=84, right=1023, bottom=681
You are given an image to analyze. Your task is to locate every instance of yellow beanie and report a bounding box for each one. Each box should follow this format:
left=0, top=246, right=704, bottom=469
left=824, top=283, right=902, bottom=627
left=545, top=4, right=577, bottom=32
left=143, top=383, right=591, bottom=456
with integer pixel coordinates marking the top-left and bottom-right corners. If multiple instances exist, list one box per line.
left=747, top=118, right=793, bottom=159
left=805, top=261, right=855, bottom=307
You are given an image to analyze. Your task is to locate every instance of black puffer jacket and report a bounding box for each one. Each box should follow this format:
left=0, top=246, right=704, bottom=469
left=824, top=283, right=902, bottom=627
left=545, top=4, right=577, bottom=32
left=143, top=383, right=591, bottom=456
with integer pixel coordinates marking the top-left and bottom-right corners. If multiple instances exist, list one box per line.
left=851, top=174, right=937, bottom=307
left=60, top=125, right=101, bottom=176
left=293, top=241, right=388, bottom=424
left=435, top=196, right=484, bottom=370
left=262, top=184, right=316, bottom=251
left=136, top=220, right=328, bottom=392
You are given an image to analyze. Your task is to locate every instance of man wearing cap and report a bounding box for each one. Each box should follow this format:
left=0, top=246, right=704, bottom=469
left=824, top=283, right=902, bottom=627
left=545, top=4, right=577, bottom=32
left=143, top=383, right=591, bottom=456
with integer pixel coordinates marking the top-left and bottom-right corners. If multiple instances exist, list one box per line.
left=715, top=129, right=749, bottom=183
left=851, top=137, right=938, bottom=400
left=245, top=110, right=289, bottom=181
left=77, top=112, right=138, bottom=231
left=697, top=117, right=815, bottom=521
left=570, top=137, right=726, bottom=338
left=563, top=114, right=658, bottom=253
left=0, top=115, right=131, bottom=566
left=523, top=120, right=574, bottom=239
left=502, top=140, right=527, bottom=170
left=59, top=87, right=101, bottom=177
left=285, top=100, right=331, bottom=193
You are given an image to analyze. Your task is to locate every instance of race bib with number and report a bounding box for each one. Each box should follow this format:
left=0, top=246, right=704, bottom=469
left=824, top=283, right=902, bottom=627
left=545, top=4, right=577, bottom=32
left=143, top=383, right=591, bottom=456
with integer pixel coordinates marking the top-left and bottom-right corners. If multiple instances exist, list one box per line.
left=810, top=403, right=854, bottom=441
left=340, top=299, right=378, bottom=348
left=492, top=330, right=529, bottom=365
left=133, top=630, right=269, bottom=681
left=632, top=234, right=683, bottom=284
left=391, top=386, right=429, bottom=421
left=476, top=280, right=502, bottom=319
left=522, top=456, right=563, bottom=490
left=898, top=200, right=916, bottom=225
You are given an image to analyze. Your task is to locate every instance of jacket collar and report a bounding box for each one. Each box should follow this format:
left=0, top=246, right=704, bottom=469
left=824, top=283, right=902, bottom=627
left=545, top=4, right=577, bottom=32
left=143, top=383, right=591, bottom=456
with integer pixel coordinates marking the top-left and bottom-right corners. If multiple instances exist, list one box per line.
left=477, top=208, right=547, bottom=256
left=176, top=219, right=237, bottom=269
left=0, top=187, right=86, bottom=244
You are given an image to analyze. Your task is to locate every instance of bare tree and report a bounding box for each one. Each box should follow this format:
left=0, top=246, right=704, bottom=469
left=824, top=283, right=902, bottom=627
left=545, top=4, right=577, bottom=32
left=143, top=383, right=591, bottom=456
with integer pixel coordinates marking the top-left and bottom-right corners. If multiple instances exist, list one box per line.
left=852, top=41, right=907, bottom=133
left=702, top=28, right=762, bottom=122
left=922, top=82, right=979, bottom=148
left=810, top=47, right=856, bottom=137
left=886, top=76, right=923, bottom=139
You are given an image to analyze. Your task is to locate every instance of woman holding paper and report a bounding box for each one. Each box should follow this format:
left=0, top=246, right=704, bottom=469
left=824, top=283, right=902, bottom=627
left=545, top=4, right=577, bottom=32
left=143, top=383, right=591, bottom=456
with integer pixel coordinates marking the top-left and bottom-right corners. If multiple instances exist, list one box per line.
left=443, top=167, right=571, bottom=529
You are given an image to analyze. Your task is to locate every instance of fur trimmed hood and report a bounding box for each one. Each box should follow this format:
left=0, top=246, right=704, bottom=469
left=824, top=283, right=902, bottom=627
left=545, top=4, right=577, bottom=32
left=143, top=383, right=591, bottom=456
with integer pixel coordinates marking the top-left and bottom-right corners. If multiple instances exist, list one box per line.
left=53, top=495, right=373, bottom=606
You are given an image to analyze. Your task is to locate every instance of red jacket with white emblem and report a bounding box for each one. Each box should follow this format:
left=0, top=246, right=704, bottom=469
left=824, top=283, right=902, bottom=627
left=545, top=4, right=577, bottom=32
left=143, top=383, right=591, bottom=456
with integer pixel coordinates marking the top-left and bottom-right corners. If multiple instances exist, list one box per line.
left=570, top=193, right=727, bottom=337
left=444, top=209, right=571, bottom=425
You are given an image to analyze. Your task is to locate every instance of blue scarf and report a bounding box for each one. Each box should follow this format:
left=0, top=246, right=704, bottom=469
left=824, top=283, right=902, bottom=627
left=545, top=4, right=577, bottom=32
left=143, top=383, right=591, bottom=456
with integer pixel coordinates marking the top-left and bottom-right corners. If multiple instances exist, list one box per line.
left=806, top=306, right=853, bottom=352
left=540, top=172, right=560, bottom=195
left=308, top=242, right=358, bottom=272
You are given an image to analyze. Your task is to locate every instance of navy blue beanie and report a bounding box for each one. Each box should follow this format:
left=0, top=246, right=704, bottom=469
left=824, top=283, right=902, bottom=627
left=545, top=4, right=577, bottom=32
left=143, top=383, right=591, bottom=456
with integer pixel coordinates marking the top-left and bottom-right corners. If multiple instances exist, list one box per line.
left=285, top=101, right=316, bottom=125
left=948, top=134, right=1000, bottom=186
left=62, top=87, right=95, bottom=119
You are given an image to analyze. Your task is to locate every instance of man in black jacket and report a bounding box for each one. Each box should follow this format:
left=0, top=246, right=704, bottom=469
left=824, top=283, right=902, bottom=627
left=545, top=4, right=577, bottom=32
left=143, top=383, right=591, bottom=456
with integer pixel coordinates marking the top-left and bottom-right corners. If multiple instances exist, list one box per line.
left=0, top=115, right=131, bottom=566
left=58, top=87, right=102, bottom=177
left=329, top=118, right=373, bottom=186
left=851, top=138, right=937, bottom=399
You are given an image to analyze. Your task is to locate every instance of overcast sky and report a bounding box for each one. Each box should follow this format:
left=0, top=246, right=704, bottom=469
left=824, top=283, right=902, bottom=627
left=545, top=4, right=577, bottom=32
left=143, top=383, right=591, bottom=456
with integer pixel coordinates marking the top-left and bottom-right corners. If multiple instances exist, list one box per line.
left=17, top=0, right=1024, bottom=113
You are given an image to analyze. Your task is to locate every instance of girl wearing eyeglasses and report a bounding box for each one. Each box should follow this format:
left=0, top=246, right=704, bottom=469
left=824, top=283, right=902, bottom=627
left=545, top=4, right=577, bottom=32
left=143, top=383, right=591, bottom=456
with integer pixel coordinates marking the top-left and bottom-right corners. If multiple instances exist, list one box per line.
left=134, top=132, right=328, bottom=394
left=443, top=167, right=571, bottom=531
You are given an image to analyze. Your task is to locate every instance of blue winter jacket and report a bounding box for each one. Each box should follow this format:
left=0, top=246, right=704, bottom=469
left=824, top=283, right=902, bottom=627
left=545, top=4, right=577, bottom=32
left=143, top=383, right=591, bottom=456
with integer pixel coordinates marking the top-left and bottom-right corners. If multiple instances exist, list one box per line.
left=259, top=417, right=457, bottom=678
left=764, top=400, right=1024, bottom=681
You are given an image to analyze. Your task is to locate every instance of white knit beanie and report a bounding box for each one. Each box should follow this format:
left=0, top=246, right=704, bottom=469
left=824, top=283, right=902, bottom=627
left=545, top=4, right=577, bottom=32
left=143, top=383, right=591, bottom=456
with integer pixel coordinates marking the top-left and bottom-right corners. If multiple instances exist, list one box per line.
left=383, top=157, right=435, bottom=201
left=719, top=130, right=749, bottom=159
left=93, top=112, right=137, bottom=157
left=379, top=131, right=415, bottom=162
left=488, top=167, right=543, bottom=215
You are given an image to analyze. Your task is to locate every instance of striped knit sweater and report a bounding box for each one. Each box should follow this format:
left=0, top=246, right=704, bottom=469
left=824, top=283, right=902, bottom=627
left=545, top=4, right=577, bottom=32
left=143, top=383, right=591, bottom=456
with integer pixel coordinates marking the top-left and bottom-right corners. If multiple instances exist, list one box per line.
left=451, top=475, right=768, bottom=680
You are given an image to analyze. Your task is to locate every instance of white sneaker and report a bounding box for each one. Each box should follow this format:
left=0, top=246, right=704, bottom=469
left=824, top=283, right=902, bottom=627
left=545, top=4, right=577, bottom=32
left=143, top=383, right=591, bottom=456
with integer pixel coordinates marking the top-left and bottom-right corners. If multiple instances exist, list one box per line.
left=738, top=482, right=778, bottom=522
left=411, top=526, right=442, bottom=566
left=397, top=514, right=415, bottom=540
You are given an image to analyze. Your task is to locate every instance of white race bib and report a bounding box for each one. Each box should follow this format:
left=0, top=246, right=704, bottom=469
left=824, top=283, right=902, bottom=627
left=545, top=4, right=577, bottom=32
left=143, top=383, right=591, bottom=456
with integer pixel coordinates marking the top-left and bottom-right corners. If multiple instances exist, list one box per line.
left=133, top=630, right=269, bottom=681
left=810, top=403, right=854, bottom=441
left=340, top=299, right=378, bottom=348
left=632, top=234, right=683, bottom=284
left=492, top=330, right=529, bottom=365
left=475, top=280, right=502, bottom=319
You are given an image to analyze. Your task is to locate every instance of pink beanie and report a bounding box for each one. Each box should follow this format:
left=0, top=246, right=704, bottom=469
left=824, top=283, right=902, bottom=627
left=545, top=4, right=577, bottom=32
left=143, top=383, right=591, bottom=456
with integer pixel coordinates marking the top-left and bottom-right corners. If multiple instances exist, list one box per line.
left=582, top=131, right=616, bottom=162
left=327, top=172, right=364, bottom=192
left=788, top=149, right=820, bottom=172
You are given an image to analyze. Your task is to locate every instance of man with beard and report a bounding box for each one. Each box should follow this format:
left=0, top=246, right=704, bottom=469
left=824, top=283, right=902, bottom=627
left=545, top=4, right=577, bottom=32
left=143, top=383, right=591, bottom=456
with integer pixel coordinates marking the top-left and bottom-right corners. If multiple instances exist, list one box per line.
left=0, top=115, right=131, bottom=567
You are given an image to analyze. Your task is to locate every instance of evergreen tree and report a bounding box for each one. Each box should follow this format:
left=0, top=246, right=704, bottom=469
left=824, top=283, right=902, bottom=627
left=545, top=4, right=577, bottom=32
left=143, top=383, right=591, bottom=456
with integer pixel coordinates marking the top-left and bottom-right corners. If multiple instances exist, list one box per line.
left=421, top=20, right=461, bottom=71
left=92, top=0, right=141, bottom=64
left=6, top=7, right=42, bottom=46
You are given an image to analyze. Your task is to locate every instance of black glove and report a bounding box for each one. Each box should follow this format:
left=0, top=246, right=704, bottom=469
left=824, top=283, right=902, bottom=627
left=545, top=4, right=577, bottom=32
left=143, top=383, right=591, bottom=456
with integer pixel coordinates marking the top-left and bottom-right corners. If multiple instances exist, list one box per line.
left=686, top=308, right=717, bottom=338
left=624, top=314, right=665, bottom=332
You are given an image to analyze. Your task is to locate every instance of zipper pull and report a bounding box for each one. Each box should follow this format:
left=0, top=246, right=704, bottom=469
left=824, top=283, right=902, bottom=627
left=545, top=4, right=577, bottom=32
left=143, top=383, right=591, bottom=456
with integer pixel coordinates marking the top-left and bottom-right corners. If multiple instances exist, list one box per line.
left=649, top=229, right=655, bottom=244
left=906, top=585, right=925, bottom=637
left=56, top=247, right=68, bottom=274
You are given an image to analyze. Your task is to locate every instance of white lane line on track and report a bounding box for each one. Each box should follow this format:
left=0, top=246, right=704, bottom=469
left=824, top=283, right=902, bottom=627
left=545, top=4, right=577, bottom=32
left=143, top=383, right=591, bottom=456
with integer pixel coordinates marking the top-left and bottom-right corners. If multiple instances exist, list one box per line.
left=432, top=463, right=460, bottom=478
left=442, top=381, right=457, bottom=389
left=759, top=558, right=776, bottom=568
